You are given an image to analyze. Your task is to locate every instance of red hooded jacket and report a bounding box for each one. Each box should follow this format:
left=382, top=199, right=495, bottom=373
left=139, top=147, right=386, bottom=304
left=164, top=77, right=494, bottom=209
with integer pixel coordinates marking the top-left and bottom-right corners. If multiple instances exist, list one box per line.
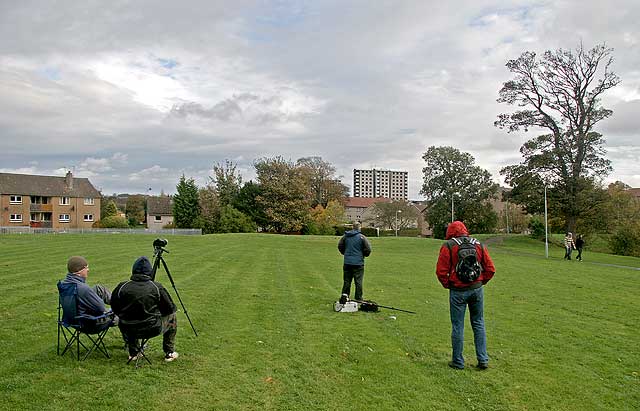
left=435, top=221, right=495, bottom=289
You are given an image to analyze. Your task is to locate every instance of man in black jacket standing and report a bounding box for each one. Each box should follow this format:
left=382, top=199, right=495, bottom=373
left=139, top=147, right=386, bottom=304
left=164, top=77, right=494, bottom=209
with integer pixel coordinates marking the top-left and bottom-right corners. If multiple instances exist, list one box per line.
left=111, top=256, right=179, bottom=362
left=338, top=222, right=372, bottom=302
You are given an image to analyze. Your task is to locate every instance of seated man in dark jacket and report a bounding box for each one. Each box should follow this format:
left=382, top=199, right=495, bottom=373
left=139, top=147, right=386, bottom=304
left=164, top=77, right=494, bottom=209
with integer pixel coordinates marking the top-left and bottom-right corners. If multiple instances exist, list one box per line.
left=60, top=256, right=116, bottom=332
left=111, top=256, right=179, bottom=362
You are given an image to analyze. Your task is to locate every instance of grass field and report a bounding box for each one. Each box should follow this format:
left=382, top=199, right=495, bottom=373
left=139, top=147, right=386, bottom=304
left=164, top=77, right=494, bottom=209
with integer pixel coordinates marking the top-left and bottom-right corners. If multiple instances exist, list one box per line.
left=0, top=233, right=638, bottom=410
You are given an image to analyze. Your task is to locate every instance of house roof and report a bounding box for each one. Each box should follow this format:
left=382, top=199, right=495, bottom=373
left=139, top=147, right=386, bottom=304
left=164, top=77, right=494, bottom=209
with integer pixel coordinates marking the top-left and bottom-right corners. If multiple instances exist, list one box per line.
left=345, top=197, right=392, bottom=208
left=0, top=172, right=100, bottom=198
left=147, top=196, right=173, bottom=215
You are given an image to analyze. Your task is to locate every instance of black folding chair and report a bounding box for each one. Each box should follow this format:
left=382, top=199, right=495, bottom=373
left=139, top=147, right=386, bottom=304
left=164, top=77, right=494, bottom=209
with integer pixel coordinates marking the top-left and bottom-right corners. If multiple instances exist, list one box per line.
left=122, top=326, right=161, bottom=368
left=57, top=281, right=115, bottom=361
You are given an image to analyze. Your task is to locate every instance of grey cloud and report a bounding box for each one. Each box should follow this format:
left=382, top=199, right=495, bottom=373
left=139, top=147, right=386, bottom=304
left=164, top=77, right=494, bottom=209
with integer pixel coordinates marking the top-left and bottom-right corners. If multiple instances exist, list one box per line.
left=1, top=1, right=640, bottom=197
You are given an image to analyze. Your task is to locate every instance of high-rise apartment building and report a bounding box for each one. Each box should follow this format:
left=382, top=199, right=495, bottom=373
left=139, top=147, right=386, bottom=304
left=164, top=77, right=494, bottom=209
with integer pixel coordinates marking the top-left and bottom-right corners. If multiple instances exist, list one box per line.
left=353, top=169, right=408, bottom=200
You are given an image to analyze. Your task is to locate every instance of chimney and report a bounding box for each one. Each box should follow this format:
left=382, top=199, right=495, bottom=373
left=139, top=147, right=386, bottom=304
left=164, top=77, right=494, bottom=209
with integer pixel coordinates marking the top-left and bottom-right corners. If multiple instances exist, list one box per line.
left=65, top=171, right=73, bottom=190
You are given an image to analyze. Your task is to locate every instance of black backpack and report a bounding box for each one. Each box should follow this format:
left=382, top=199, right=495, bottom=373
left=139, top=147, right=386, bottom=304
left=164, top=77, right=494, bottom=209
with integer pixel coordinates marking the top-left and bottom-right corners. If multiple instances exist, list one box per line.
left=447, top=237, right=483, bottom=283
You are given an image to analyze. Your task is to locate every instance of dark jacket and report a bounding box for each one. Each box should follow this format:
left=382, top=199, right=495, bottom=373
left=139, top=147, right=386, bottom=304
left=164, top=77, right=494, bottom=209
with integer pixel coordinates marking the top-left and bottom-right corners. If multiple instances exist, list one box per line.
left=61, top=273, right=107, bottom=317
left=435, top=221, right=495, bottom=290
left=111, top=256, right=176, bottom=336
left=338, top=229, right=372, bottom=266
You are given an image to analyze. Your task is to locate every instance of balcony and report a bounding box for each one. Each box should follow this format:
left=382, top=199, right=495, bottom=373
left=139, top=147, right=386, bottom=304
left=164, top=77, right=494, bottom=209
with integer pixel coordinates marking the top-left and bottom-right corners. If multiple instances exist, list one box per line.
left=30, top=221, right=52, bottom=228
left=30, top=204, right=53, bottom=212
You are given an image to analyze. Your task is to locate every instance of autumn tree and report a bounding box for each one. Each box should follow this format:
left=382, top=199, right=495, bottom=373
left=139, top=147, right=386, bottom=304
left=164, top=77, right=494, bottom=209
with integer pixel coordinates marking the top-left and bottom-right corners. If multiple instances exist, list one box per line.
left=496, top=42, right=620, bottom=234
left=254, top=156, right=310, bottom=232
left=198, top=184, right=220, bottom=234
left=306, top=200, right=346, bottom=235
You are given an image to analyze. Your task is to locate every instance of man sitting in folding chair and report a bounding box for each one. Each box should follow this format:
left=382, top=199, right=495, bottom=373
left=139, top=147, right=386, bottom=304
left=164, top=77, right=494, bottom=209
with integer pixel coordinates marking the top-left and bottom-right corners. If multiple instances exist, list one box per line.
left=57, top=256, right=117, bottom=360
left=111, top=256, right=179, bottom=366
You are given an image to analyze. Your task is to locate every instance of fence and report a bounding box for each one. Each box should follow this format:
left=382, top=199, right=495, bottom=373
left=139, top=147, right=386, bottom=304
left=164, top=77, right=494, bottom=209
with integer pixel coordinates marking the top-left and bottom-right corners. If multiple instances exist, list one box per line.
left=0, top=226, right=202, bottom=235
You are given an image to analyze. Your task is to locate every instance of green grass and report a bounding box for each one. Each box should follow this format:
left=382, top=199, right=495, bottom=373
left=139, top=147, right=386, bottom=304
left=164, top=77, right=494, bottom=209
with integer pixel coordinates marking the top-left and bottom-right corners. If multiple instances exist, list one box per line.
left=0, top=233, right=638, bottom=410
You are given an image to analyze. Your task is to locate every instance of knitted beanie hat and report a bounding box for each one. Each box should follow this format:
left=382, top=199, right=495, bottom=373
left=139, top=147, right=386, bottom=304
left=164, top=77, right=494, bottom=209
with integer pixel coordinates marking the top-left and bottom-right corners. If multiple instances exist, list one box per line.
left=67, top=256, right=88, bottom=273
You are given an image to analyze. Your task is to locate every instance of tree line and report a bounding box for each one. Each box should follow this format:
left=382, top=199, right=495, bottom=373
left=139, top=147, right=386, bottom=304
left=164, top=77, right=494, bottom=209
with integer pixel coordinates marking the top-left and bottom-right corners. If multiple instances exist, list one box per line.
left=173, top=156, right=350, bottom=235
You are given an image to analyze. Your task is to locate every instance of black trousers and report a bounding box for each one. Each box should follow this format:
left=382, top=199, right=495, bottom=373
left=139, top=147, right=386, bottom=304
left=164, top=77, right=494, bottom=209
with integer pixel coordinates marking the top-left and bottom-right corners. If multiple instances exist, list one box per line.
left=341, top=264, right=365, bottom=300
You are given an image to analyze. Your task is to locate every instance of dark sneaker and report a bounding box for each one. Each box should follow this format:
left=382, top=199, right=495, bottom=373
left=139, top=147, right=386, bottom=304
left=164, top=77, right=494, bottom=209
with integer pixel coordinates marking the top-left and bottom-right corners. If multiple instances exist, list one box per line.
left=339, top=294, right=348, bottom=304
left=164, top=352, right=179, bottom=362
left=448, top=361, right=464, bottom=370
left=476, top=362, right=489, bottom=370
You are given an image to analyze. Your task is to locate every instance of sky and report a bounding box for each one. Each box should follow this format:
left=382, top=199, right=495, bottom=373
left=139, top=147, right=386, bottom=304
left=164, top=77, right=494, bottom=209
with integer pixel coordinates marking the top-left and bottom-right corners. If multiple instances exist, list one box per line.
left=1, top=0, right=638, bottom=199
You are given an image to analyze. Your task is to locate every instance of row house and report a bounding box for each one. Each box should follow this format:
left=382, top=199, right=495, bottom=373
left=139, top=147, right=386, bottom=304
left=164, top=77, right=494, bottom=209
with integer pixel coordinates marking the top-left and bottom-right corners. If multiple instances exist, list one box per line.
left=0, top=171, right=101, bottom=229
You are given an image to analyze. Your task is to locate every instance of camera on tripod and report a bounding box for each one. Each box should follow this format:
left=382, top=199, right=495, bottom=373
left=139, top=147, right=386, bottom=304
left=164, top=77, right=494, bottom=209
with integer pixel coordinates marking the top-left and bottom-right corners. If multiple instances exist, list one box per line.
left=153, top=238, right=168, bottom=249
left=150, top=237, right=198, bottom=336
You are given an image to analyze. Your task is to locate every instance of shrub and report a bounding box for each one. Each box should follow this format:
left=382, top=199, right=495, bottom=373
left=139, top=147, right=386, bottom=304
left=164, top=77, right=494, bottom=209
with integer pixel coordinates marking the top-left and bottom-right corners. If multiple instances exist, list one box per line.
left=98, top=215, right=130, bottom=228
left=529, top=218, right=545, bottom=240
left=217, top=206, right=256, bottom=233
left=609, top=224, right=640, bottom=257
left=360, top=227, right=378, bottom=237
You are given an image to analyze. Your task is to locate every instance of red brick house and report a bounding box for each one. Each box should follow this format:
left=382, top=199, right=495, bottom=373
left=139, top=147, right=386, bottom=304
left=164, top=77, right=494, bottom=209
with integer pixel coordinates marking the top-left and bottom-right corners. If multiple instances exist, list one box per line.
left=0, top=171, right=101, bottom=229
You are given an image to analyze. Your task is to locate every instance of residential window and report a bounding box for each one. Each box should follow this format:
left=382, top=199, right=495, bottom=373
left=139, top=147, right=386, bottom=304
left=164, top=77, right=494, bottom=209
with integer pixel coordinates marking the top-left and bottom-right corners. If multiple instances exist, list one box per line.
left=59, top=214, right=70, bottom=222
left=155, top=215, right=162, bottom=221
left=83, top=214, right=94, bottom=222
left=10, top=195, right=22, bottom=204
left=84, top=198, right=94, bottom=205
left=59, top=197, right=70, bottom=205
left=10, top=214, right=22, bottom=222
left=30, top=196, right=50, bottom=204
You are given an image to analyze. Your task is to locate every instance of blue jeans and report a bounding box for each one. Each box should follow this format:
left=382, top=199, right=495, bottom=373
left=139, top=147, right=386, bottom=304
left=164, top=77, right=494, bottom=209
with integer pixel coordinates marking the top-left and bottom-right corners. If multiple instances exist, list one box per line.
left=449, top=287, right=489, bottom=367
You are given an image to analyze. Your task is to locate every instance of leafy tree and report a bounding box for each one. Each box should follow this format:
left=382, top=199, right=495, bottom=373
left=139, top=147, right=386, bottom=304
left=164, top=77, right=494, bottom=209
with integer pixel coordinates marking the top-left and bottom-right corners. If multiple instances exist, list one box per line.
left=217, top=205, right=257, bottom=233
left=234, top=180, right=269, bottom=230
left=598, top=182, right=640, bottom=232
left=212, top=160, right=243, bottom=207
left=125, top=195, right=146, bottom=226
left=102, top=200, right=119, bottom=219
left=296, top=156, right=349, bottom=207
left=420, top=146, right=499, bottom=238
left=254, top=156, right=310, bottom=232
left=198, top=185, right=220, bottom=234
left=368, top=200, right=418, bottom=231
left=173, top=174, right=201, bottom=228
left=496, top=42, right=620, bottom=234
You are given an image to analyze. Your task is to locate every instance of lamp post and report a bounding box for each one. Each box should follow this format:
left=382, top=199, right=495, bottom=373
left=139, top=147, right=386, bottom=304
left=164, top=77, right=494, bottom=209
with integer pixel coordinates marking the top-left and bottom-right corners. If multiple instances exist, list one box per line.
left=505, top=199, right=510, bottom=234
left=451, top=195, right=454, bottom=222
left=395, top=210, right=402, bottom=237
left=450, top=192, right=459, bottom=222
left=544, top=184, right=549, bottom=258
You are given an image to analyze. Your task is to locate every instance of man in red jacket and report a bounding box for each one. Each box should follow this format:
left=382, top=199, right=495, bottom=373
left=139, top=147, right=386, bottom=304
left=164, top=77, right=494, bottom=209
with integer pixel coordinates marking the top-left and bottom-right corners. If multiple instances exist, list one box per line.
left=436, top=221, right=495, bottom=370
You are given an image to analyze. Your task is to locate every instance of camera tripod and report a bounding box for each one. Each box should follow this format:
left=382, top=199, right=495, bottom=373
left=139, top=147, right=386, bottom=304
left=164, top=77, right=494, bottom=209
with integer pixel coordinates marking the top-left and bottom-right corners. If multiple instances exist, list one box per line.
left=152, top=244, right=198, bottom=336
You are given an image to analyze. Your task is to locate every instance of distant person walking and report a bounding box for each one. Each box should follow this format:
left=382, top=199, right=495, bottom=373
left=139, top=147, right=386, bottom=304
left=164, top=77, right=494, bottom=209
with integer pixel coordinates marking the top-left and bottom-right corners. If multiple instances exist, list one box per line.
left=564, top=232, right=575, bottom=260
left=575, top=234, right=585, bottom=261
left=338, top=222, right=372, bottom=303
left=436, top=221, right=495, bottom=370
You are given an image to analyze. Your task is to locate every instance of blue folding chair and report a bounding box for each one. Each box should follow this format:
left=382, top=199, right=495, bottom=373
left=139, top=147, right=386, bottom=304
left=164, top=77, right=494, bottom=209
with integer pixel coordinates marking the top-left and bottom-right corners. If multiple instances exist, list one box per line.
left=57, top=281, right=115, bottom=360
